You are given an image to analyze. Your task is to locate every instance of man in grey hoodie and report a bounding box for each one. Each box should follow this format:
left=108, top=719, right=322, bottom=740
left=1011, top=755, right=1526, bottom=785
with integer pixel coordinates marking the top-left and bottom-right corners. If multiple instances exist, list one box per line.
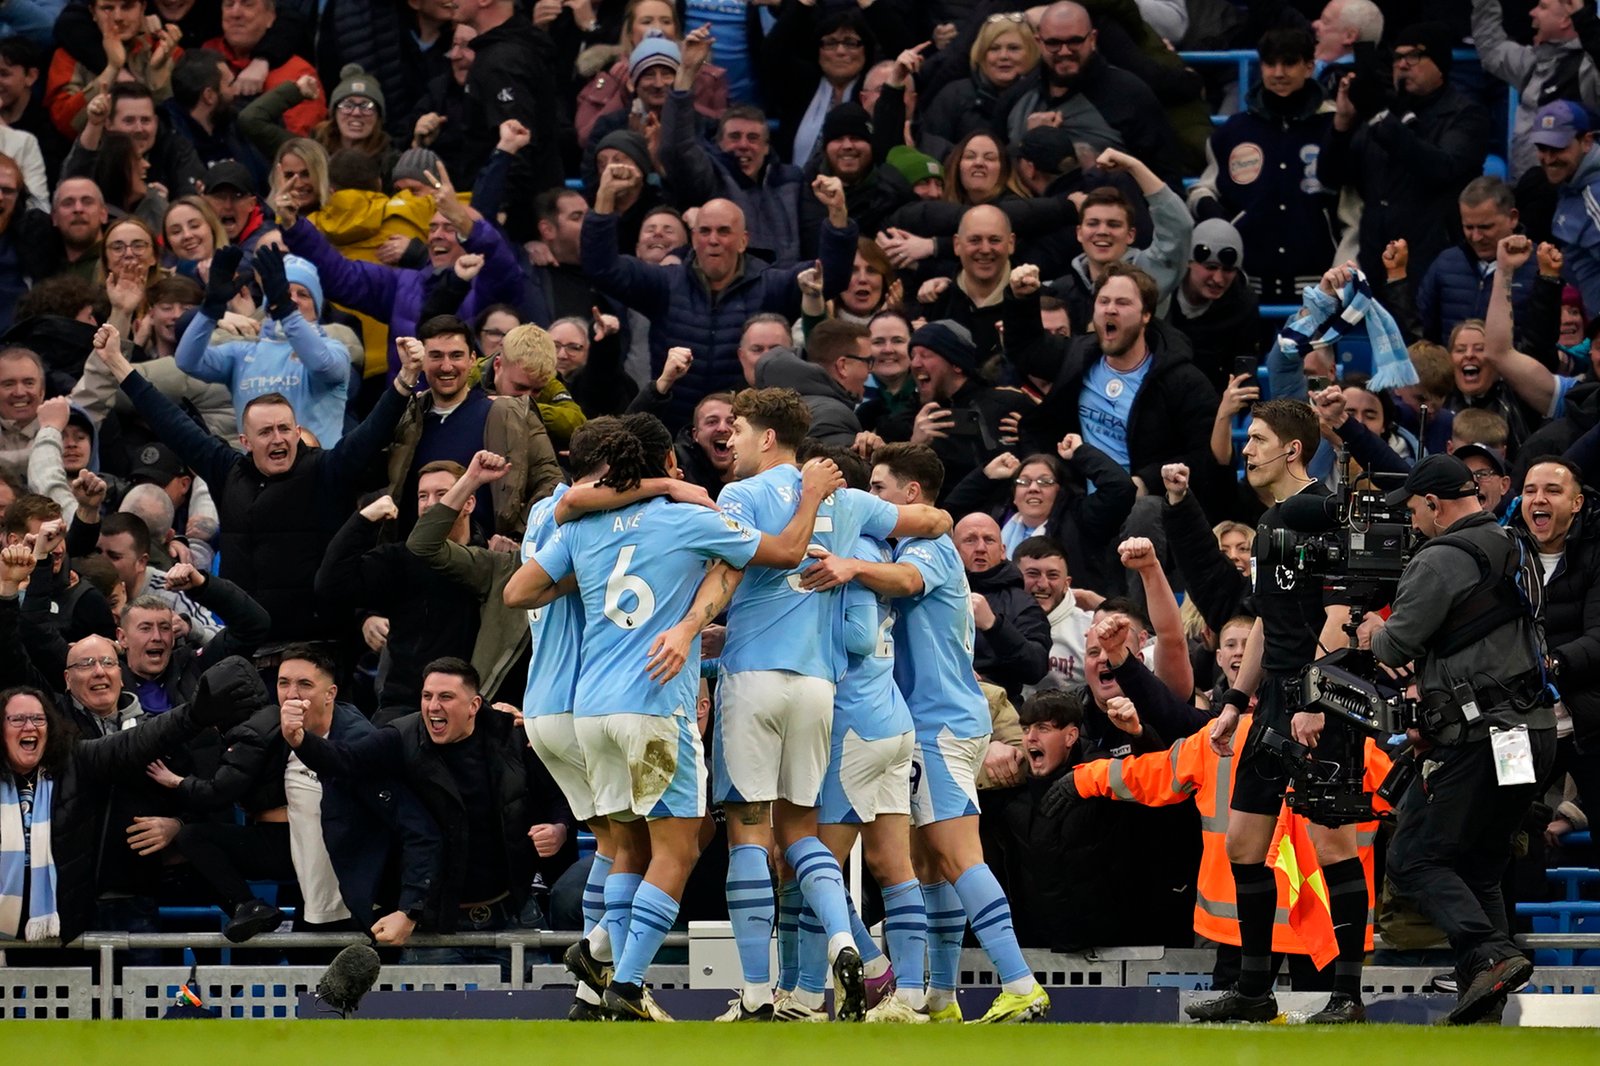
left=754, top=318, right=869, bottom=447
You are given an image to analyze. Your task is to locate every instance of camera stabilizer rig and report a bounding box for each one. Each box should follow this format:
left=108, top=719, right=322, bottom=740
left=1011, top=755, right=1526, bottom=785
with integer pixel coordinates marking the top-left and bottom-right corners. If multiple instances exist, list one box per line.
left=1254, top=461, right=1419, bottom=825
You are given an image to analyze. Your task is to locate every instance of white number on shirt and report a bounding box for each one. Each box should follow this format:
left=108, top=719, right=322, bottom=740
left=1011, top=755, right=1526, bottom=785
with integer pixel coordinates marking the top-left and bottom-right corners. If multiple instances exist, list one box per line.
left=785, top=514, right=834, bottom=593
left=874, top=613, right=894, bottom=659
left=603, top=545, right=656, bottom=629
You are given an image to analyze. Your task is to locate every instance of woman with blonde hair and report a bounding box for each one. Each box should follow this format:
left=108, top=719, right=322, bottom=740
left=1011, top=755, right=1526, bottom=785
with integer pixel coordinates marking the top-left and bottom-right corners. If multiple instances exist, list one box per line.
left=161, top=196, right=228, bottom=270
left=920, top=13, right=1041, bottom=158
left=270, top=139, right=331, bottom=221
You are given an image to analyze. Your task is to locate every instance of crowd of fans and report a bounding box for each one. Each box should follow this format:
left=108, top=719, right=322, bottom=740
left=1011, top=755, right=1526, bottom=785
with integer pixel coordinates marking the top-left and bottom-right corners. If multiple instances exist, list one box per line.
left=1, top=0, right=1597, bottom=982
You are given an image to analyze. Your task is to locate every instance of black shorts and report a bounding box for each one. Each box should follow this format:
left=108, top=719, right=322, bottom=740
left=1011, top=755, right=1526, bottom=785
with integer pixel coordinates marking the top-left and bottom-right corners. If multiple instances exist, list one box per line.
left=1231, top=673, right=1292, bottom=817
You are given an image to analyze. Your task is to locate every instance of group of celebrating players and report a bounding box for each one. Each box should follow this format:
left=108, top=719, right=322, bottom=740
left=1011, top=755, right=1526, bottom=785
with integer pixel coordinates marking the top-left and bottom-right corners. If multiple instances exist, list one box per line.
left=498, top=387, right=1049, bottom=1024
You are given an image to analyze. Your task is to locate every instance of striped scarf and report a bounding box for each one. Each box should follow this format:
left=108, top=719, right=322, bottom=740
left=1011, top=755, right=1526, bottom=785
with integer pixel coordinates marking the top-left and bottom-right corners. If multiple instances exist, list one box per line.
left=0, top=772, right=58, bottom=942
left=1276, top=269, right=1418, bottom=392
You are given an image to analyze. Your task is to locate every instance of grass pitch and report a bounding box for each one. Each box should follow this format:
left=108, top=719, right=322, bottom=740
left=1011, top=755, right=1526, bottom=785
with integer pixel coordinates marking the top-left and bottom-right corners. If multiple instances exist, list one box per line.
left=5, top=1021, right=1593, bottom=1066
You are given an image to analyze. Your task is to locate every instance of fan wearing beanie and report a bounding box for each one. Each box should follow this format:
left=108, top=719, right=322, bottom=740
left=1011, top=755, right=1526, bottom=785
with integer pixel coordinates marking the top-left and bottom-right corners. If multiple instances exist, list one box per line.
left=796, top=102, right=914, bottom=258
left=581, top=33, right=685, bottom=179
left=1324, top=21, right=1490, bottom=285
left=174, top=243, right=352, bottom=450
left=895, top=318, right=1033, bottom=503
left=239, top=63, right=396, bottom=178
left=1168, top=218, right=1260, bottom=391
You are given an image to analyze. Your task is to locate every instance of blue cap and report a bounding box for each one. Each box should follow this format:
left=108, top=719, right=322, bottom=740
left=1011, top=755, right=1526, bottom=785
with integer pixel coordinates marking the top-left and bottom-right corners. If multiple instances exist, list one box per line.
left=1531, top=100, right=1591, bottom=150
left=283, top=254, right=323, bottom=312
left=629, top=33, right=680, bottom=82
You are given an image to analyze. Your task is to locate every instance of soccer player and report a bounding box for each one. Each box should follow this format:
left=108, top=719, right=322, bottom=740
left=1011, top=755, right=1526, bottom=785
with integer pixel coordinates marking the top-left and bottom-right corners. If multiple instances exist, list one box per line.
left=503, top=415, right=842, bottom=1021
left=801, top=443, right=1050, bottom=1023
left=776, top=446, right=928, bottom=1024
left=645, top=389, right=951, bottom=1021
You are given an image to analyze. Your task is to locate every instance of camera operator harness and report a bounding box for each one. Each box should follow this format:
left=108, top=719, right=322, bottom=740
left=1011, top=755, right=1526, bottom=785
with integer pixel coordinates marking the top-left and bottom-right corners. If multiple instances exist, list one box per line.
left=1258, top=462, right=1551, bottom=826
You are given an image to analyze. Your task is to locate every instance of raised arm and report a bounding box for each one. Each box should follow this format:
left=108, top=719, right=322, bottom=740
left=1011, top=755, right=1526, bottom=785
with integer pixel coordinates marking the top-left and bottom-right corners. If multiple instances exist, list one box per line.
left=748, top=458, right=845, bottom=568
left=1119, top=537, right=1194, bottom=699
left=1486, top=236, right=1562, bottom=414
left=405, top=450, right=510, bottom=595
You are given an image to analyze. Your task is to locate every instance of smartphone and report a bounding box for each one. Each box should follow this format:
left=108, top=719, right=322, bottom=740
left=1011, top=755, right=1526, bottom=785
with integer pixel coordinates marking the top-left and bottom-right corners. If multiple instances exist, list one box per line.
left=1307, top=375, right=1332, bottom=392
left=1231, top=355, right=1258, bottom=381
left=950, top=408, right=984, bottom=438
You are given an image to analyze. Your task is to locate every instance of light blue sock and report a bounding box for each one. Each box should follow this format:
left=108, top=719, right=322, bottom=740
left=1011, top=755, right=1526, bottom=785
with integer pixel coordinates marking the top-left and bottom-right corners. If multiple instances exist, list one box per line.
left=786, top=837, right=853, bottom=948
left=882, top=879, right=926, bottom=991
left=922, top=881, right=965, bottom=992
left=726, top=844, right=774, bottom=984
left=796, top=901, right=828, bottom=994
left=953, top=864, right=1031, bottom=986
left=583, top=854, right=613, bottom=937
left=776, top=880, right=802, bottom=991
left=598, top=871, right=641, bottom=963
left=613, top=880, right=679, bottom=987
left=845, top=894, right=883, bottom=964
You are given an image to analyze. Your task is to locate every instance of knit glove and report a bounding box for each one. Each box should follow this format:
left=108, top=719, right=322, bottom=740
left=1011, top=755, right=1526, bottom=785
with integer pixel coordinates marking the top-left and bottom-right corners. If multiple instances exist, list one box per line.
left=254, top=244, right=294, bottom=320
left=200, top=244, right=246, bottom=320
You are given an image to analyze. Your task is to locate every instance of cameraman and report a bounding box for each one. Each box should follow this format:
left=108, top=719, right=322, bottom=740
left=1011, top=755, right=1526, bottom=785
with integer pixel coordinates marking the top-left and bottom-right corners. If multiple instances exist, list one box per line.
left=1190, top=399, right=1371, bottom=1025
left=1358, top=454, right=1556, bottom=1026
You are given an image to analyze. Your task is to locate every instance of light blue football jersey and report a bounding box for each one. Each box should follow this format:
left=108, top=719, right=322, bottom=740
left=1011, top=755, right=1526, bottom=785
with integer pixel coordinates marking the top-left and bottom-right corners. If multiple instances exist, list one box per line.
left=891, top=535, right=989, bottom=739
left=834, top=535, right=913, bottom=742
left=534, top=498, right=760, bottom=718
left=717, top=466, right=898, bottom=682
left=520, top=484, right=580, bottom=718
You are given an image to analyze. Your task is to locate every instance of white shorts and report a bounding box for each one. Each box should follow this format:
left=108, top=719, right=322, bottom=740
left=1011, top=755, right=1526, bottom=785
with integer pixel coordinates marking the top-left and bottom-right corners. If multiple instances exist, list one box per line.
left=819, top=728, right=914, bottom=825
left=910, top=729, right=989, bottom=828
left=712, top=669, right=835, bottom=806
left=574, top=711, right=705, bottom=822
left=524, top=712, right=596, bottom=823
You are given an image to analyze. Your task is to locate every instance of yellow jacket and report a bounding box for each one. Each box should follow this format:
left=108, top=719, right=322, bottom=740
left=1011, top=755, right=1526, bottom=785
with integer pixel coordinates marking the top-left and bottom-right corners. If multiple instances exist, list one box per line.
left=310, top=189, right=434, bottom=378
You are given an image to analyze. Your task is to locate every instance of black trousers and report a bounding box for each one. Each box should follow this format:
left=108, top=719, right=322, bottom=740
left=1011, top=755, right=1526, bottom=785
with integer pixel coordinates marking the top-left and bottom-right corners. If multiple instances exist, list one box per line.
left=1387, top=729, right=1557, bottom=980
left=175, top=821, right=294, bottom=912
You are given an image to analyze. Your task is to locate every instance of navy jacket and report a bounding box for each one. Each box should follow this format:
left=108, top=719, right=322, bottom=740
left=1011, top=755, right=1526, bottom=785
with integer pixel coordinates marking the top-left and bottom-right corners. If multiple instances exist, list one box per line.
left=1415, top=243, right=1537, bottom=345
left=580, top=209, right=858, bottom=429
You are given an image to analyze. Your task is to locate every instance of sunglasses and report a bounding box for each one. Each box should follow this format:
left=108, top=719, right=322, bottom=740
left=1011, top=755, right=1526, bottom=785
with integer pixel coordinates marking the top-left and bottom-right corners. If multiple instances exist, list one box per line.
left=1038, top=33, right=1091, bottom=52
left=1192, top=244, right=1240, bottom=269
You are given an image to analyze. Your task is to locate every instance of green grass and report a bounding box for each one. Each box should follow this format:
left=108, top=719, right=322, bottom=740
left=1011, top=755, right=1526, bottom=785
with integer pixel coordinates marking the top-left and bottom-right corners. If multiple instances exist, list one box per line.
left=3, top=1021, right=1593, bottom=1066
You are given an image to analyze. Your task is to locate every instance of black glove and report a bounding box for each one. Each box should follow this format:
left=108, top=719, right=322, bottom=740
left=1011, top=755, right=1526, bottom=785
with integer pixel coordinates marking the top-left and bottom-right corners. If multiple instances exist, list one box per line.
left=189, top=656, right=270, bottom=729
left=200, top=244, right=246, bottom=320
left=1039, top=772, right=1080, bottom=818
left=254, top=244, right=294, bottom=319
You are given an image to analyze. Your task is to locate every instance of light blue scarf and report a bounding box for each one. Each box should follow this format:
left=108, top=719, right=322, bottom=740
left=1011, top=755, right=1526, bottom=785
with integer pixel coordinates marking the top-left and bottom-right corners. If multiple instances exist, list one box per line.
left=1277, top=269, right=1418, bottom=392
left=0, top=771, right=58, bottom=942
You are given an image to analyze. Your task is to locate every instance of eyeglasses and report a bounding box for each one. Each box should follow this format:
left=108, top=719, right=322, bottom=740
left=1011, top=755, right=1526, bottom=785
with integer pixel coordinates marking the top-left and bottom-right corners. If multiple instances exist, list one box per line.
left=1392, top=48, right=1428, bottom=67
left=108, top=239, right=152, bottom=256
left=479, top=327, right=507, bottom=340
left=67, top=656, right=119, bottom=672
left=553, top=341, right=587, bottom=355
left=820, top=37, right=864, bottom=51
left=1015, top=476, right=1058, bottom=488
left=1469, top=469, right=1503, bottom=481
left=1192, top=244, right=1240, bottom=269
left=1038, top=33, right=1091, bottom=52
left=337, top=99, right=378, bottom=114
left=842, top=353, right=876, bottom=367
left=4, top=714, right=46, bottom=728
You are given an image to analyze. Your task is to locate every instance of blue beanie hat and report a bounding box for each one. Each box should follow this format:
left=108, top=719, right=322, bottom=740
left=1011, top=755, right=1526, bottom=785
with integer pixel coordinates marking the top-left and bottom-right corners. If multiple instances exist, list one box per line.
left=283, top=254, right=323, bottom=312
left=629, top=33, right=680, bottom=82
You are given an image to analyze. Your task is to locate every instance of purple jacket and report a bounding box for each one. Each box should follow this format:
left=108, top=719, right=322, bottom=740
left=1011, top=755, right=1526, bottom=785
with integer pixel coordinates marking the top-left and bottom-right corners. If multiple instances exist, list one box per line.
left=283, top=216, right=522, bottom=378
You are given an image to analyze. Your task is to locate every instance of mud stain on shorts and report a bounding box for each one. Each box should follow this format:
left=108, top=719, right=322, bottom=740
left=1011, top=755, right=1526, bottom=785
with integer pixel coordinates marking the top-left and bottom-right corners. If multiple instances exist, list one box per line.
left=632, top=736, right=677, bottom=803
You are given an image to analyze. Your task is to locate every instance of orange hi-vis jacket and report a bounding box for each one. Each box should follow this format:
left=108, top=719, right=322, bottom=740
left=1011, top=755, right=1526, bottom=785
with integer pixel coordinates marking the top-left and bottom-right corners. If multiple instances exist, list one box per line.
left=1072, top=715, right=1392, bottom=966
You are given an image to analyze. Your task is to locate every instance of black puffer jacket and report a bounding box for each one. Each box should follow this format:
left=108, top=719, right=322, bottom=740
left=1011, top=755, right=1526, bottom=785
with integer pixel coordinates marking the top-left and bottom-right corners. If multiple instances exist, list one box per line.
left=1513, top=496, right=1600, bottom=748
left=294, top=707, right=574, bottom=929
left=967, top=559, right=1052, bottom=703
left=38, top=657, right=263, bottom=942
left=118, top=372, right=407, bottom=643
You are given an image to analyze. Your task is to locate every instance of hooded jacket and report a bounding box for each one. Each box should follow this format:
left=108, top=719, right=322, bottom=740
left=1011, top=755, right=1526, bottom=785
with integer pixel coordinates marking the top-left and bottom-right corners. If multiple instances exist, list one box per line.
left=283, top=214, right=521, bottom=381
left=967, top=558, right=1052, bottom=702
left=753, top=346, right=861, bottom=446
left=1164, top=273, right=1261, bottom=392
left=1051, top=182, right=1193, bottom=332
left=308, top=188, right=436, bottom=379
left=176, top=308, right=352, bottom=448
